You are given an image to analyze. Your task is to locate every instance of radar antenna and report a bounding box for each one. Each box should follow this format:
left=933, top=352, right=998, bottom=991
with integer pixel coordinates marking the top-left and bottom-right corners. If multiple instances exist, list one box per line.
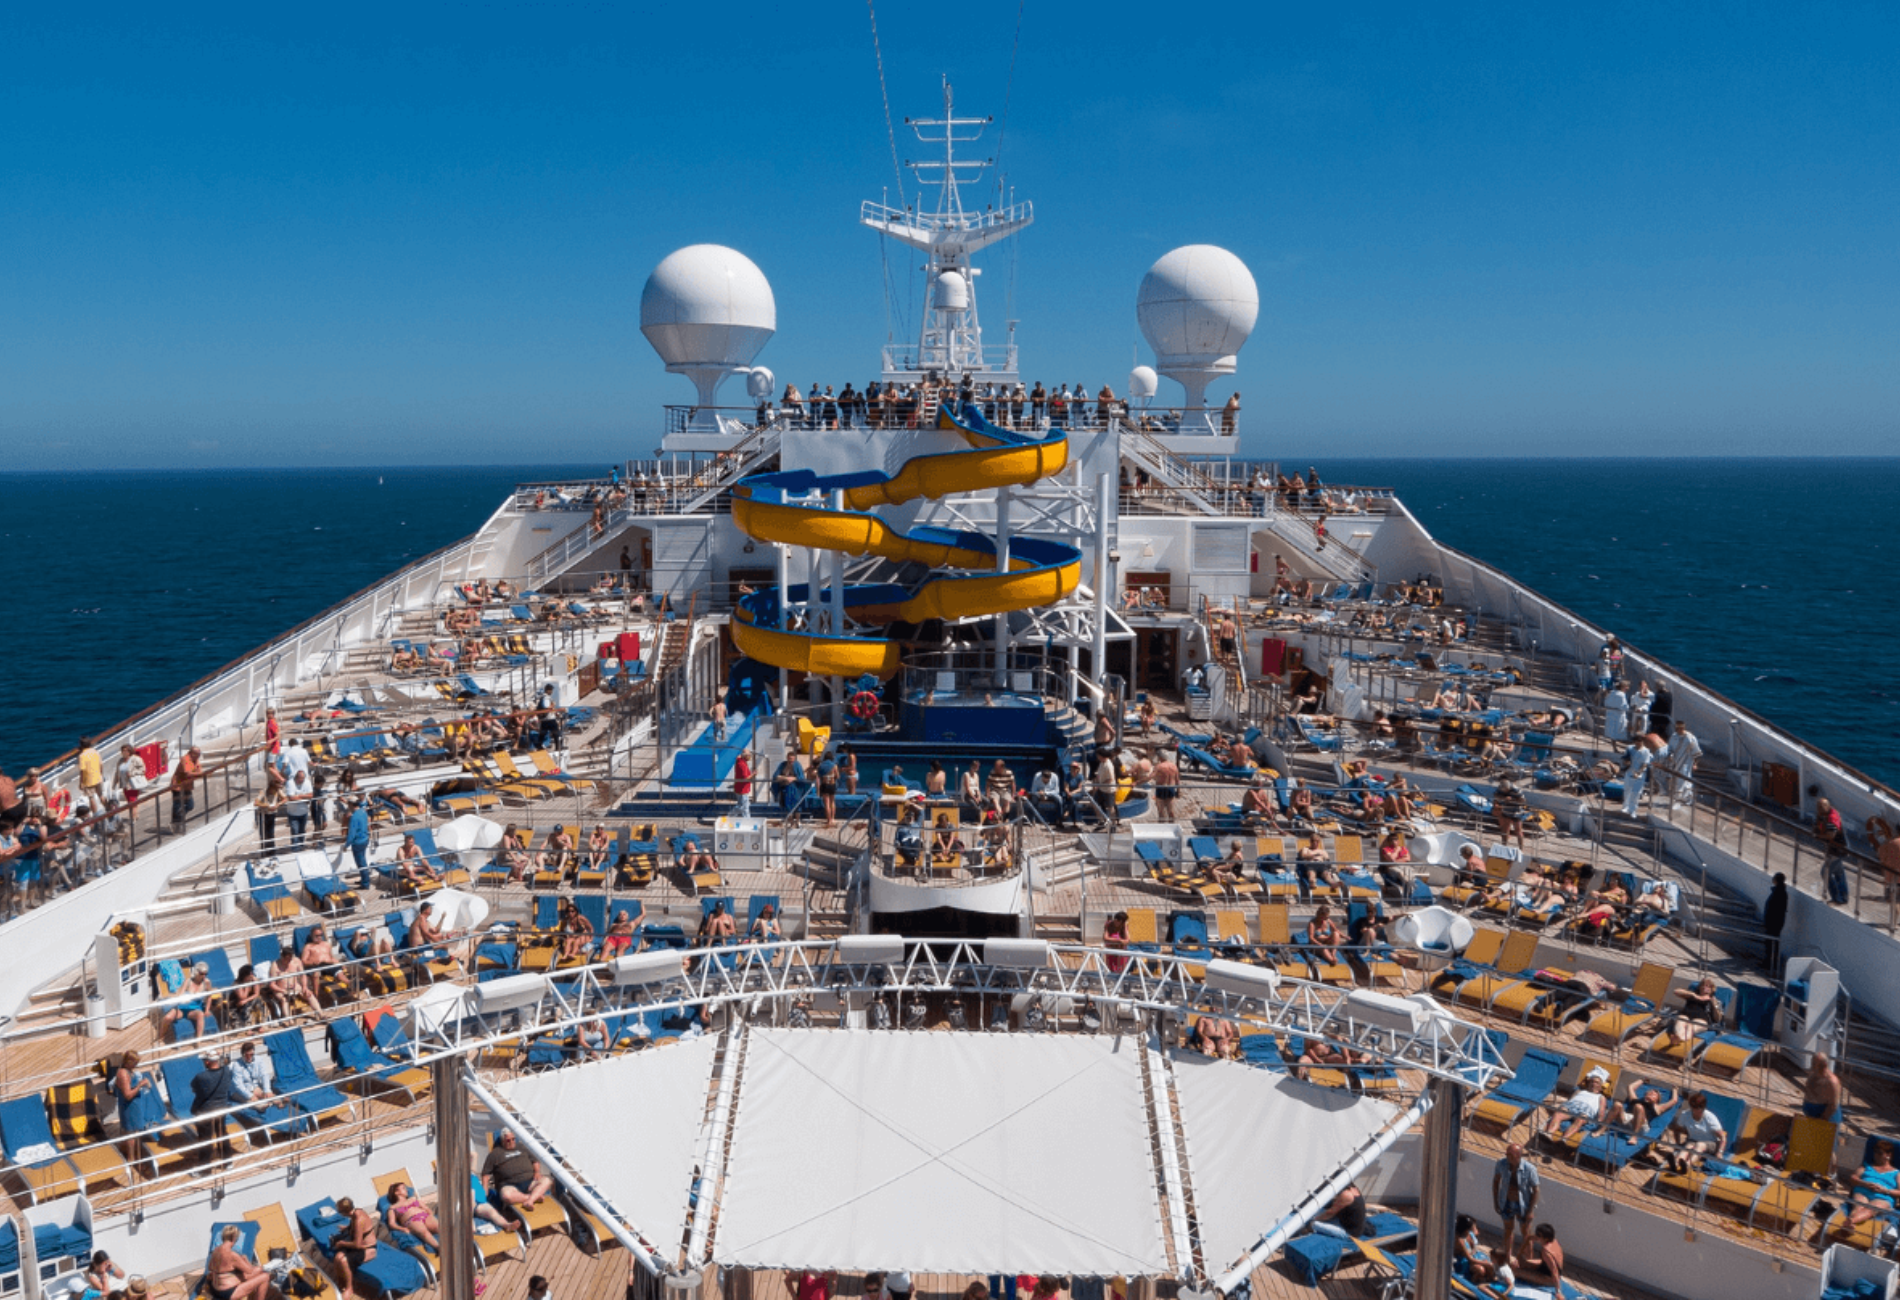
left=861, top=77, right=1033, bottom=383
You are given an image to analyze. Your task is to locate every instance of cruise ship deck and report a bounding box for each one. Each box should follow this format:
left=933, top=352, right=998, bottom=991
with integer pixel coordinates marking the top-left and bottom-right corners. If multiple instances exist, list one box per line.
left=4, top=466, right=1900, bottom=1300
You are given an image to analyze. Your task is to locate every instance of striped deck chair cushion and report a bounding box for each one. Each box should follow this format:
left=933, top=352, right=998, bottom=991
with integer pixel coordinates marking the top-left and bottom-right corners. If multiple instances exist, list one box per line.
left=45, top=1083, right=104, bottom=1145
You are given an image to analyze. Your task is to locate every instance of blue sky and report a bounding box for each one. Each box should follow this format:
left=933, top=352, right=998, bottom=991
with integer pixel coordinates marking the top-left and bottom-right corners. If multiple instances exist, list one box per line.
left=3, top=2, right=1895, bottom=467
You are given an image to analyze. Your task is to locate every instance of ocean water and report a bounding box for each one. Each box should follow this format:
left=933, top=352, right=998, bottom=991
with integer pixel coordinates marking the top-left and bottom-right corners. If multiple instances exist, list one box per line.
left=0, top=459, right=1894, bottom=789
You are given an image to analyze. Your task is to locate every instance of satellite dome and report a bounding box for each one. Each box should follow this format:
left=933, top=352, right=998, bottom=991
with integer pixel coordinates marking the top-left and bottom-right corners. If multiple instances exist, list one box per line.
left=931, top=270, right=970, bottom=313
left=640, top=245, right=777, bottom=369
left=1128, top=365, right=1158, bottom=403
left=1136, top=245, right=1258, bottom=366
left=1136, top=245, right=1257, bottom=416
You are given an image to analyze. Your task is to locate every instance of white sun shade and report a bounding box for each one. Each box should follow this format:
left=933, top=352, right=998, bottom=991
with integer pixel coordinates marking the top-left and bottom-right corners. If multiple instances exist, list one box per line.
left=1169, top=1051, right=1401, bottom=1273
left=713, top=1029, right=1170, bottom=1275
left=497, top=1034, right=718, bottom=1251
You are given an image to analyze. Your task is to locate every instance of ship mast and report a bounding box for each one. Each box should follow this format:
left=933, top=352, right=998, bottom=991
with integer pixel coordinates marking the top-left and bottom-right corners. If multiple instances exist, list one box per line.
left=861, top=77, right=1033, bottom=384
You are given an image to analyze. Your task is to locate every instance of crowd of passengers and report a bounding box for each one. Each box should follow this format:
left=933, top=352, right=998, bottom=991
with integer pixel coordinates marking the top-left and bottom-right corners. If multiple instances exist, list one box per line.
left=764, top=375, right=1241, bottom=435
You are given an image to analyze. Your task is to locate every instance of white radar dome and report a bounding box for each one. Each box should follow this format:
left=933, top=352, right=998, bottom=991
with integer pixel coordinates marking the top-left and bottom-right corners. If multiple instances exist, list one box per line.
left=640, top=245, right=776, bottom=423
left=931, top=269, right=971, bottom=313
left=1128, top=365, right=1158, bottom=404
left=640, top=244, right=776, bottom=367
left=1136, top=245, right=1258, bottom=414
left=744, top=366, right=776, bottom=401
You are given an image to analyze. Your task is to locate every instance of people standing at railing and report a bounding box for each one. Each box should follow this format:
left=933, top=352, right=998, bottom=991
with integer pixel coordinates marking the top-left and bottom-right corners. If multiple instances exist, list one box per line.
left=1603, top=679, right=1630, bottom=742
left=1814, top=798, right=1851, bottom=905
left=168, top=746, right=203, bottom=831
left=1222, top=391, right=1241, bottom=436
left=1661, top=721, right=1702, bottom=810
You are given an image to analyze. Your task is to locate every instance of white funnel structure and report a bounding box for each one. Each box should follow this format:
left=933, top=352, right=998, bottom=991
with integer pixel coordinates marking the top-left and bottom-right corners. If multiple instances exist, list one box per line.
left=640, top=245, right=776, bottom=424
left=1136, top=244, right=1258, bottom=415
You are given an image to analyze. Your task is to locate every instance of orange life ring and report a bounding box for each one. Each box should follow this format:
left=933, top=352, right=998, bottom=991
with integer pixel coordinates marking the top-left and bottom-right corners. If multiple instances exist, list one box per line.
left=48, top=789, right=72, bottom=820
left=849, top=691, right=881, bottom=721
left=1869, top=816, right=1897, bottom=846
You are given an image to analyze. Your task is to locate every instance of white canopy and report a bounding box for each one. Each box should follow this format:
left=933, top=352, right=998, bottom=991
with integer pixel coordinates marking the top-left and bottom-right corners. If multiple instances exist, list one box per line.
left=498, top=1036, right=718, bottom=1252
left=1170, top=1052, right=1399, bottom=1273
left=492, top=1028, right=1413, bottom=1279
left=714, top=1030, right=1169, bottom=1275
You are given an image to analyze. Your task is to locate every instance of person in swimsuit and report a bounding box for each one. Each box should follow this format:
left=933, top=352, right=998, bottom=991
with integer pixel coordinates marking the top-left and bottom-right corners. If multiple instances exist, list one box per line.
left=328, top=1198, right=378, bottom=1300
left=206, top=1225, right=271, bottom=1300
left=1513, top=1222, right=1565, bottom=1291
left=383, top=1181, right=441, bottom=1252
left=701, top=901, right=737, bottom=941
left=86, top=1251, right=126, bottom=1296
left=1842, top=1140, right=1900, bottom=1236
left=603, top=910, right=637, bottom=957
left=1307, top=905, right=1344, bottom=965
left=1452, top=1213, right=1496, bottom=1284
left=749, top=902, right=782, bottom=942
left=1103, top=911, right=1130, bottom=974
left=1152, top=752, right=1181, bottom=822
left=557, top=899, right=594, bottom=962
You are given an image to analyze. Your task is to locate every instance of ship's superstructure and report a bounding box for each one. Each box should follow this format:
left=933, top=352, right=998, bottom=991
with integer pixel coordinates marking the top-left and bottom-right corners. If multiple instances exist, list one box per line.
left=3, top=92, right=1900, bottom=1300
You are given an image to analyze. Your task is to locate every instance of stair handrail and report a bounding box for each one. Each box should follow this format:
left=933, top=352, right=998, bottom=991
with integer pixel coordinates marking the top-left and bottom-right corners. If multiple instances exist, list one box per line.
left=678, top=421, right=784, bottom=515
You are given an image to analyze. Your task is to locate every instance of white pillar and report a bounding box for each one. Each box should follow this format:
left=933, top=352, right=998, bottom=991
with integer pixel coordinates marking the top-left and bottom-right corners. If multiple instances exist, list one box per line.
left=776, top=542, right=790, bottom=710
left=1093, top=471, right=1110, bottom=687
left=832, top=488, right=848, bottom=731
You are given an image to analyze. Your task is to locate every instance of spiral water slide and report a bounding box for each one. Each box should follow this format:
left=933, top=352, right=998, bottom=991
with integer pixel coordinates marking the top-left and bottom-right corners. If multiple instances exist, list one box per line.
left=730, top=404, right=1083, bottom=680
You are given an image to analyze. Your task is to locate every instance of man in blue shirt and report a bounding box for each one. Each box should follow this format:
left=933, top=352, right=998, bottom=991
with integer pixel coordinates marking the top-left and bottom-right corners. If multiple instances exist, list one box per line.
left=344, top=799, right=371, bottom=888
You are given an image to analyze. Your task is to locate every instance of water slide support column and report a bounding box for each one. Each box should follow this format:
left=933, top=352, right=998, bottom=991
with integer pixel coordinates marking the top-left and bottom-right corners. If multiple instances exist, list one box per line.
left=1415, top=1075, right=1465, bottom=1300
left=832, top=488, right=847, bottom=731
left=776, top=541, right=789, bottom=711
left=995, top=484, right=1013, bottom=682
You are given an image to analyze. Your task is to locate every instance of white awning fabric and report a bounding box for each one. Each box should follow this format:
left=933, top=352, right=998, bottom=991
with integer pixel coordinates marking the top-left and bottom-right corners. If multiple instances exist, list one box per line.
left=497, top=1035, right=718, bottom=1250
left=713, top=1029, right=1170, bottom=1275
left=492, top=1028, right=1417, bottom=1280
left=1169, top=1051, right=1399, bottom=1274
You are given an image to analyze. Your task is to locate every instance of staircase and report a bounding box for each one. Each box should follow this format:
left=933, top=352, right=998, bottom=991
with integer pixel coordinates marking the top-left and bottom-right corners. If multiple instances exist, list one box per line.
left=524, top=424, right=784, bottom=588
left=1044, top=702, right=1094, bottom=754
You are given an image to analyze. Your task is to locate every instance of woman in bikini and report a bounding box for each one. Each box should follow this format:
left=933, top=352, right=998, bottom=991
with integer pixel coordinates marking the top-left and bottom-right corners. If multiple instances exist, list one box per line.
left=205, top=1225, right=271, bottom=1300
left=383, top=1181, right=441, bottom=1253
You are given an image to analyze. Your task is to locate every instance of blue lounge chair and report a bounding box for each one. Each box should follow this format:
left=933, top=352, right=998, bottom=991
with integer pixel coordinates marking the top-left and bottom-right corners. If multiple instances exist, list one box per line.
left=326, top=1018, right=431, bottom=1102
left=1469, top=1048, right=1569, bottom=1136
left=245, top=862, right=298, bottom=919
left=263, top=1029, right=351, bottom=1125
left=295, top=1199, right=428, bottom=1298
left=1573, top=1100, right=1681, bottom=1172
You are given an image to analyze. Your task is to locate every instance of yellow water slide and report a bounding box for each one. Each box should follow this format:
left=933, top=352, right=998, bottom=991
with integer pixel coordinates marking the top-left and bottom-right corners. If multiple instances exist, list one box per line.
left=729, top=403, right=1083, bottom=680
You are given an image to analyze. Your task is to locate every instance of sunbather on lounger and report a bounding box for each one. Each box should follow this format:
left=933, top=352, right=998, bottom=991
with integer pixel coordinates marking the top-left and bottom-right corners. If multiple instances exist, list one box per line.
left=542, top=827, right=576, bottom=873
left=1512, top=1223, right=1566, bottom=1292
left=1647, top=976, right=1721, bottom=1057
left=556, top=899, right=594, bottom=962
left=207, top=1224, right=272, bottom=1300
left=1544, top=1071, right=1621, bottom=1142
left=1295, top=835, right=1337, bottom=893
left=391, top=646, right=421, bottom=672
left=165, top=962, right=217, bottom=1037
left=1307, top=906, right=1344, bottom=965
left=384, top=1181, right=441, bottom=1252
left=1838, top=1141, right=1900, bottom=1237
left=1655, top=1091, right=1726, bottom=1175
left=1193, top=1014, right=1239, bottom=1060
left=750, top=904, right=783, bottom=943
left=1622, top=1078, right=1678, bottom=1133
left=498, top=826, right=530, bottom=883
left=396, top=835, right=442, bottom=889
left=677, top=840, right=720, bottom=877
left=604, top=910, right=638, bottom=957
left=1454, top=1214, right=1498, bottom=1284
left=586, top=825, right=612, bottom=872
left=1287, top=785, right=1317, bottom=823
left=1298, top=1039, right=1369, bottom=1080
left=1241, top=779, right=1280, bottom=827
